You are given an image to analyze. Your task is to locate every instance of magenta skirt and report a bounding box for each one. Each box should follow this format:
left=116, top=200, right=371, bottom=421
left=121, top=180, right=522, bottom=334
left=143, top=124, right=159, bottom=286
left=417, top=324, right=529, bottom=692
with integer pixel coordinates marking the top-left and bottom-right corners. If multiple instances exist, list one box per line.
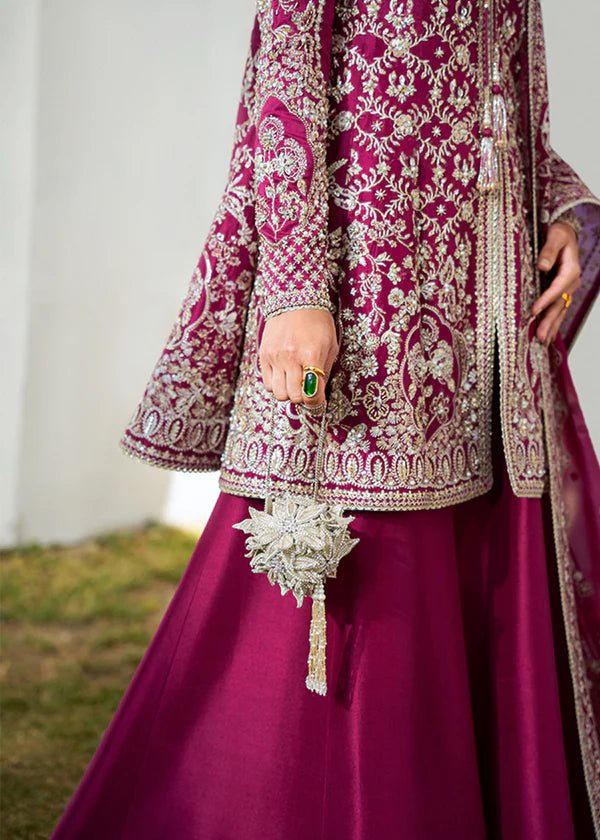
left=51, top=328, right=600, bottom=840
left=49, top=435, right=595, bottom=838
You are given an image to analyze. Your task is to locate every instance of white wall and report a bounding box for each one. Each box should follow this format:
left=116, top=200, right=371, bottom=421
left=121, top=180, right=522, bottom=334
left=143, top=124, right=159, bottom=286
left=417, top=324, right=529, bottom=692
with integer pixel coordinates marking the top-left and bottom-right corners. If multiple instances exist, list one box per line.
left=2, top=1, right=254, bottom=545
left=0, top=0, right=39, bottom=547
left=544, top=0, right=600, bottom=434
left=1, top=0, right=598, bottom=547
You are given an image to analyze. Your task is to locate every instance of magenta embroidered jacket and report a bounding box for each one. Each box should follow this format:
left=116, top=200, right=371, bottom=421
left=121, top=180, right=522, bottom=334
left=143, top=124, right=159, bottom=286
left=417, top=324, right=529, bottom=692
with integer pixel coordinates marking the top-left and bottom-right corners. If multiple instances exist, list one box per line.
left=120, top=0, right=600, bottom=512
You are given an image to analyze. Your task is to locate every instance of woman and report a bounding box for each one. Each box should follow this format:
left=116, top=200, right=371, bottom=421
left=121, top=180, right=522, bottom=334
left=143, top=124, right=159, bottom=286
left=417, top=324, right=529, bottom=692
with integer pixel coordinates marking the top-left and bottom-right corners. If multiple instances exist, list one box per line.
left=51, top=0, right=600, bottom=837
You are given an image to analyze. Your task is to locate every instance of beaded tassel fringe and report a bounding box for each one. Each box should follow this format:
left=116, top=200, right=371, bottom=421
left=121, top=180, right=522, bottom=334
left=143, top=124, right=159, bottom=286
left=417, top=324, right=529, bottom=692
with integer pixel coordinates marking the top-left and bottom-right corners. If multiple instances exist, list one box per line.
left=477, top=9, right=506, bottom=191
left=306, top=580, right=328, bottom=695
left=492, top=88, right=507, bottom=148
left=491, top=48, right=507, bottom=148
left=476, top=93, right=499, bottom=191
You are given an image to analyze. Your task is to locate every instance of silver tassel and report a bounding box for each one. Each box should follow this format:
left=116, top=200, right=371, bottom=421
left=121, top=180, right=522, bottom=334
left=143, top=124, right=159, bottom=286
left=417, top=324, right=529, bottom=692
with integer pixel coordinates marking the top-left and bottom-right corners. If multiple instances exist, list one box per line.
left=491, top=47, right=507, bottom=148
left=306, top=579, right=328, bottom=695
left=477, top=92, right=499, bottom=191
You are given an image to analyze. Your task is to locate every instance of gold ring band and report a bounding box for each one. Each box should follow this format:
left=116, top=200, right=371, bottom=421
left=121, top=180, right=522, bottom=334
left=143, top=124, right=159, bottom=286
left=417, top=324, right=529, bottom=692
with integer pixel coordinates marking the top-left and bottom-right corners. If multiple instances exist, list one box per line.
left=561, top=292, right=573, bottom=309
left=302, top=365, right=327, bottom=377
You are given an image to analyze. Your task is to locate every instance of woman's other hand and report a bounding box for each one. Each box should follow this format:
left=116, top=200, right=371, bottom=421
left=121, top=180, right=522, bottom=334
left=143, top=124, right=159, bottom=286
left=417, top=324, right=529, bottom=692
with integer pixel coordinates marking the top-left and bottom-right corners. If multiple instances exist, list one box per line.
left=259, top=309, right=339, bottom=407
left=532, top=221, right=580, bottom=346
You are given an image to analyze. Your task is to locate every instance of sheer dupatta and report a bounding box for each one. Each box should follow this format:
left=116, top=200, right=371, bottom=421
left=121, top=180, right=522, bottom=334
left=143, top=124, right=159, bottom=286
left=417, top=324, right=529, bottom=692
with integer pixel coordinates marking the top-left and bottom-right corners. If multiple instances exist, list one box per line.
left=522, top=2, right=600, bottom=828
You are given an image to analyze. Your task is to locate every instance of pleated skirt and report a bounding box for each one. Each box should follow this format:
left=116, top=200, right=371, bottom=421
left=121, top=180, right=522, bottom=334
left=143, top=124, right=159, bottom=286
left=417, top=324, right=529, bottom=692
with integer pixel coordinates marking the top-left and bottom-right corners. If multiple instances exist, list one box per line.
left=49, top=426, right=596, bottom=839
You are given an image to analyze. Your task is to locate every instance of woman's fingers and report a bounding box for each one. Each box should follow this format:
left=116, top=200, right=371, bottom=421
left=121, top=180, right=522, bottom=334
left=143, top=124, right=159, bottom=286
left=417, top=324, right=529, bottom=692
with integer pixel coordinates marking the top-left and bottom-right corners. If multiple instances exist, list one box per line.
left=547, top=308, right=568, bottom=345
left=300, top=335, right=337, bottom=407
left=286, top=364, right=304, bottom=405
left=267, top=362, right=330, bottom=406
left=536, top=294, right=570, bottom=346
left=297, top=344, right=338, bottom=408
left=300, top=364, right=328, bottom=408
left=537, top=222, right=566, bottom=274
left=261, top=360, right=330, bottom=406
left=299, top=333, right=338, bottom=408
left=532, top=258, right=580, bottom=320
left=531, top=221, right=580, bottom=346
left=532, top=224, right=580, bottom=318
left=258, top=308, right=338, bottom=404
left=271, top=365, right=288, bottom=401
left=260, top=357, right=273, bottom=393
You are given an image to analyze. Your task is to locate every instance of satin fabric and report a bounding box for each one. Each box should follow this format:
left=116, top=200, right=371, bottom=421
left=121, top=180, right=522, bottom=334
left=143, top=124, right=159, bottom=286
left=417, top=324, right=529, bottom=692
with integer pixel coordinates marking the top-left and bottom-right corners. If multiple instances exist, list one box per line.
left=50, top=406, right=595, bottom=839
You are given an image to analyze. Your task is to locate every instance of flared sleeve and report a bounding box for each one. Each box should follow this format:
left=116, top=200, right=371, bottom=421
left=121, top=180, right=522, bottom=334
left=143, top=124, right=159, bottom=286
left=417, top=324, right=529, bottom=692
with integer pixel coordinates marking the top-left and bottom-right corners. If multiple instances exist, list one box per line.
left=118, top=21, right=261, bottom=471
left=526, top=0, right=600, bottom=350
left=252, top=0, right=337, bottom=321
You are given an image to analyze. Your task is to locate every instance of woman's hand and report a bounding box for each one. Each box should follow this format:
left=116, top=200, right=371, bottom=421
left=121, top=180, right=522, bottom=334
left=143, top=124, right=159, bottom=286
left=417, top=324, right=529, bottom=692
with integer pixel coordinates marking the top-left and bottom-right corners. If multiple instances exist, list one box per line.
left=259, top=308, right=339, bottom=406
left=531, top=221, right=581, bottom=346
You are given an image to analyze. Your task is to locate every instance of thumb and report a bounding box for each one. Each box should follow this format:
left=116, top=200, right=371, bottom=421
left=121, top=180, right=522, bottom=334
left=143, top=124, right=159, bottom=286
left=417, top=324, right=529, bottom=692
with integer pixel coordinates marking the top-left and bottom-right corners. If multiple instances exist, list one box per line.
left=538, top=225, right=564, bottom=272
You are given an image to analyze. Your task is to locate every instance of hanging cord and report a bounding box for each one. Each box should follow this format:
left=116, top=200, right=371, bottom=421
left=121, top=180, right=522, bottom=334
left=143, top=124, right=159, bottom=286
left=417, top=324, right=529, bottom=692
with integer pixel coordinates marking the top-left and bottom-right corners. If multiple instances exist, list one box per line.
left=263, top=393, right=329, bottom=513
left=261, top=393, right=338, bottom=696
left=233, top=390, right=358, bottom=696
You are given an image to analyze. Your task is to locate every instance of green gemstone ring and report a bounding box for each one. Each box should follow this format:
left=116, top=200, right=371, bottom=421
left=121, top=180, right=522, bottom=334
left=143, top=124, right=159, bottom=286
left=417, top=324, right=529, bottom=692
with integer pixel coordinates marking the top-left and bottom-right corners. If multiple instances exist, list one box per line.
left=302, top=366, right=327, bottom=399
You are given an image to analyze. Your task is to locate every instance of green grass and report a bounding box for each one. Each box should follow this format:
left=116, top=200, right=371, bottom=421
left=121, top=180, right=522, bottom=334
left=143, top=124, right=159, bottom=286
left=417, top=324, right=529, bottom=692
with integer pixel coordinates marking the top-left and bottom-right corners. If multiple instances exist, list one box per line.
left=0, top=522, right=199, bottom=840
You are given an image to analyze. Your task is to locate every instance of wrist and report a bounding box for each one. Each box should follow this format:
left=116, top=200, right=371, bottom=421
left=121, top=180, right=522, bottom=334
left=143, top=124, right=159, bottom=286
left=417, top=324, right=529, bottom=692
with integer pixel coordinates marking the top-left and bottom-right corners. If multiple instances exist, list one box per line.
left=553, top=208, right=581, bottom=241
left=263, top=302, right=336, bottom=323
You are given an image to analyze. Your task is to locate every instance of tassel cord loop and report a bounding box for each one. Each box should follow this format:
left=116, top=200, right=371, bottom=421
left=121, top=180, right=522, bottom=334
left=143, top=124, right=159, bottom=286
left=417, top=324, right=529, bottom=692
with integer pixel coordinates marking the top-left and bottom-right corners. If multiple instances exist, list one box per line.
left=264, top=394, right=328, bottom=512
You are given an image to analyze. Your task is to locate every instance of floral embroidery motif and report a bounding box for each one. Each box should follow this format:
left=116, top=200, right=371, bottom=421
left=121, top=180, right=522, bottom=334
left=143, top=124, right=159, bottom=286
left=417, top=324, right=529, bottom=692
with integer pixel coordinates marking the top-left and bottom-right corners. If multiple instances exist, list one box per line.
left=255, top=109, right=310, bottom=241
left=121, top=0, right=600, bottom=512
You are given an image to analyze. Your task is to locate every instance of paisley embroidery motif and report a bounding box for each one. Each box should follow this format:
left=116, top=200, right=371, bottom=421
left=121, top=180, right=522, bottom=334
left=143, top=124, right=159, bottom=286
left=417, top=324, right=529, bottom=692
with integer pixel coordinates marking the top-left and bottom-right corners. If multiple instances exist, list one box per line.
left=255, top=106, right=311, bottom=242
